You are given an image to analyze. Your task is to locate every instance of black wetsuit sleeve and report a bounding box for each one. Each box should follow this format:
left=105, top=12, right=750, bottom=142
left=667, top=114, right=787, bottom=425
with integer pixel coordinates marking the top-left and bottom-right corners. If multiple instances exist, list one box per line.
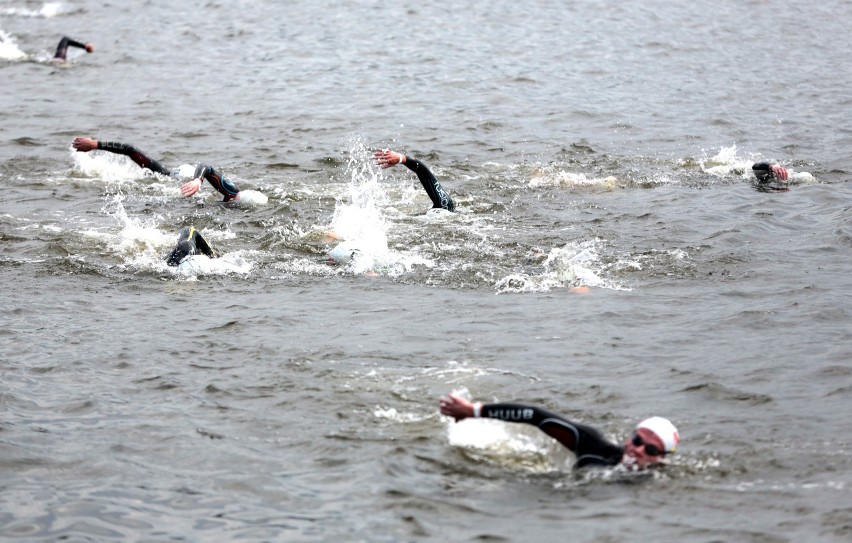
left=401, top=157, right=455, bottom=211
left=53, top=36, right=86, bottom=59
left=193, top=231, right=216, bottom=258
left=192, top=164, right=241, bottom=202
left=96, top=141, right=171, bottom=176
left=480, top=403, right=624, bottom=468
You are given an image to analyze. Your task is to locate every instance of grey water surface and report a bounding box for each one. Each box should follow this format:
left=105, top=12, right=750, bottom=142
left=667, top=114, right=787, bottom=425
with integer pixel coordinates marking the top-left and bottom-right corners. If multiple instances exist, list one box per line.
left=1, top=1, right=850, bottom=541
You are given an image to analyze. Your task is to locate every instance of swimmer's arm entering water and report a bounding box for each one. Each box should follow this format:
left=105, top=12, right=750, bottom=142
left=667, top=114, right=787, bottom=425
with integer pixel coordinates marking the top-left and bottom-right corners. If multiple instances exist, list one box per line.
left=53, top=36, right=94, bottom=61
left=181, top=164, right=241, bottom=202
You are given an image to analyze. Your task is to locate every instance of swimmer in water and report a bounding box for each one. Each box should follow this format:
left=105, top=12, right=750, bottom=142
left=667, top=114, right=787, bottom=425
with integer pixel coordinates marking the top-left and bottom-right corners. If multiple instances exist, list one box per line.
left=373, top=149, right=455, bottom=212
left=751, top=162, right=791, bottom=192
left=52, top=36, right=94, bottom=63
left=439, top=393, right=679, bottom=470
left=324, top=149, right=455, bottom=265
left=166, top=226, right=217, bottom=267
left=72, top=137, right=244, bottom=202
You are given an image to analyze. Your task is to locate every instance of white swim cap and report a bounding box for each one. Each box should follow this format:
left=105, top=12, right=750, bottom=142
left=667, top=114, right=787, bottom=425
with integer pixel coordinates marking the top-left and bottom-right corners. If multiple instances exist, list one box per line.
left=327, top=241, right=361, bottom=264
left=636, top=416, right=679, bottom=454
left=175, top=164, right=196, bottom=179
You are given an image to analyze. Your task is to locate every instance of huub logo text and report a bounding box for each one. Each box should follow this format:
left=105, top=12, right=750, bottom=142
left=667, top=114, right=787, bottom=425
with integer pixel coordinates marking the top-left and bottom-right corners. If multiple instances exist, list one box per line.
left=487, top=408, right=533, bottom=421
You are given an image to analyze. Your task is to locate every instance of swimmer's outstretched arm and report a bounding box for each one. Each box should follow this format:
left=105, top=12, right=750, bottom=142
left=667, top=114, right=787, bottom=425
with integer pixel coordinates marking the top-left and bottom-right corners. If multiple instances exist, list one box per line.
left=373, top=149, right=455, bottom=211
left=179, top=164, right=241, bottom=202
left=193, top=230, right=217, bottom=258
left=53, top=36, right=94, bottom=61
left=439, top=393, right=616, bottom=457
left=72, top=137, right=171, bottom=176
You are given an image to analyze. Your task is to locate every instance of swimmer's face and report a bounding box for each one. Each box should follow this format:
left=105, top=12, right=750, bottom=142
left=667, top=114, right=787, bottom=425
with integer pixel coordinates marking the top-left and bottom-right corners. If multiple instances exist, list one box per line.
left=622, top=427, right=667, bottom=468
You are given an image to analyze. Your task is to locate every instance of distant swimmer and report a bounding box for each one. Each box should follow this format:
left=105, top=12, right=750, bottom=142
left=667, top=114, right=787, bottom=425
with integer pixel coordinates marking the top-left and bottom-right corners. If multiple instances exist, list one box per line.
left=752, top=163, right=789, bottom=182
left=439, top=393, right=679, bottom=470
left=52, top=36, right=94, bottom=63
left=166, top=226, right=216, bottom=267
left=751, top=162, right=793, bottom=192
left=72, top=137, right=267, bottom=205
left=373, top=149, right=455, bottom=212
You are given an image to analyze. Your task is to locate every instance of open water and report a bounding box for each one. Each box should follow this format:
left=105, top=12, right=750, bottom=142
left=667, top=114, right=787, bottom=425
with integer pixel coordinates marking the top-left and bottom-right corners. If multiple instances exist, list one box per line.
left=1, top=1, right=851, bottom=541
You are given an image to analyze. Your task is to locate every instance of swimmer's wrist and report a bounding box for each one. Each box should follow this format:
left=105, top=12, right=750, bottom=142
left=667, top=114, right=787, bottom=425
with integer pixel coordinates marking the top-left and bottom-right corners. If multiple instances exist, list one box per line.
left=398, top=153, right=406, bottom=165
left=473, top=402, right=482, bottom=418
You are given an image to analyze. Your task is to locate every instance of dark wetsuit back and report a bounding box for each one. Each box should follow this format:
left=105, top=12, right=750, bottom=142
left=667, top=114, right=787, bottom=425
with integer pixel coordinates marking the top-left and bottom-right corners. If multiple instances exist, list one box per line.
left=402, top=157, right=455, bottom=211
left=95, top=141, right=241, bottom=201
left=481, top=403, right=624, bottom=468
left=166, top=226, right=216, bottom=266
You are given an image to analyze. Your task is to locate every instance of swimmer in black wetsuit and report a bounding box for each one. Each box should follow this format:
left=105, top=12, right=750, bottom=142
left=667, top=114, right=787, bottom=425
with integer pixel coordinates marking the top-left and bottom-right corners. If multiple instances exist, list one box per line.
left=374, top=149, right=455, bottom=211
left=751, top=162, right=790, bottom=192
left=72, top=137, right=242, bottom=202
left=439, top=393, right=679, bottom=470
left=166, top=226, right=217, bottom=266
left=52, top=36, right=94, bottom=63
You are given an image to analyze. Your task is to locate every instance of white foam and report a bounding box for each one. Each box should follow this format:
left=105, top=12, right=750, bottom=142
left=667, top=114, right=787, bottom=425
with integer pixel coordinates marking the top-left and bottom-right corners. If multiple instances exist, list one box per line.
left=233, top=189, right=268, bottom=207
left=446, top=418, right=574, bottom=473
left=1, top=2, right=63, bottom=18
left=174, top=252, right=254, bottom=276
left=325, top=137, right=403, bottom=273
left=0, top=29, right=26, bottom=61
left=528, top=166, right=620, bottom=190
left=495, top=239, right=622, bottom=293
left=790, top=171, right=815, bottom=183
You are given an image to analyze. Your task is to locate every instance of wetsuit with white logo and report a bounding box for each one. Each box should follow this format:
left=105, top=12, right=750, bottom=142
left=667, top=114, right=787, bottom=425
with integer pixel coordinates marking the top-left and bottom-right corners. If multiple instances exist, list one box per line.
left=95, top=141, right=241, bottom=201
left=480, top=403, right=624, bottom=468
left=401, top=157, right=455, bottom=211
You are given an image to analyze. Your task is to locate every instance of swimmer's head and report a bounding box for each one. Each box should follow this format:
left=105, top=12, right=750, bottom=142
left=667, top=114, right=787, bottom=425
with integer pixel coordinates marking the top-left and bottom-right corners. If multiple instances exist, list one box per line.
left=752, top=163, right=774, bottom=182
left=623, top=416, right=679, bottom=468
left=175, top=164, right=196, bottom=179
left=327, top=241, right=361, bottom=265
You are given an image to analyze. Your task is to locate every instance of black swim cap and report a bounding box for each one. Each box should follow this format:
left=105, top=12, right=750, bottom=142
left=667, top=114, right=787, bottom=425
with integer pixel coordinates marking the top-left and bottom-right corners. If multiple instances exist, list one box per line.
left=752, top=163, right=773, bottom=182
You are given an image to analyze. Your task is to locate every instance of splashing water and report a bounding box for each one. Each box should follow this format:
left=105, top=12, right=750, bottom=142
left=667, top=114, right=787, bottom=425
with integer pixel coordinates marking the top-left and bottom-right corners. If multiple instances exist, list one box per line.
left=327, top=137, right=433, bottom=275
left=0, top=29, right=26, bottom=60
left=495, top=239, right=620, bottom=293
left=1, top=2, right=63, bottom=17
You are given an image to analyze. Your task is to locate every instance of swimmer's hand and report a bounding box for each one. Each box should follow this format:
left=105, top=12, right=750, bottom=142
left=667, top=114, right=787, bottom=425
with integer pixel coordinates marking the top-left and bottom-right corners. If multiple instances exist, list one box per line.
left=770, top=164, right=789, bottom=181
left=72, top=137, right=98, bottom=152
left=373, top=149, right=406, bottom=169
left=439, top=393, right=476, bottom=421
left=180, top=178, right=202, bottom=197
left=85, top=43, right=95, bottom=53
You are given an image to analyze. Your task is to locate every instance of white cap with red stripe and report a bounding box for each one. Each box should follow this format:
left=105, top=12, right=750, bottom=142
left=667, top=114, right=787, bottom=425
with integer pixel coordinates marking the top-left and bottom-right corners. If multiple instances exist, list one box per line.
left=637, top=416, right=679, bottom=453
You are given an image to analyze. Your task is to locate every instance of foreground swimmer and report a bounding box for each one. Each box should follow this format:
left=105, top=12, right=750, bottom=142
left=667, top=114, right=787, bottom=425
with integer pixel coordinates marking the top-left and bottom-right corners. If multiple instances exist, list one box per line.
left=52, top=36, right=94, bottom=63
left=72, top=137, right=263, bottom=203
left=439, top=393, right=679, bottom=470
left=166, top=226, right=216, bottom=266
left=373, top=149, right=455, bottom=211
